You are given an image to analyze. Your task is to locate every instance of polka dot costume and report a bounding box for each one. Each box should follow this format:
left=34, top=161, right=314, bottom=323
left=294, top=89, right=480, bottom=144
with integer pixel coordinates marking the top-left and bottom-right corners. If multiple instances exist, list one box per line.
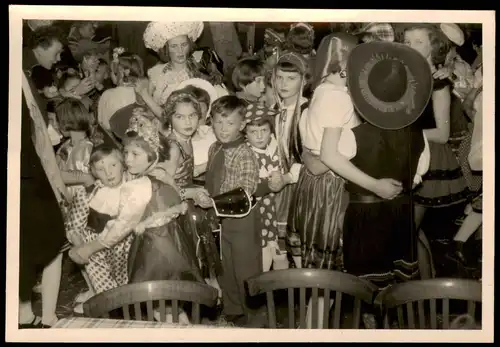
left=249, top=138, right=280, bottom=249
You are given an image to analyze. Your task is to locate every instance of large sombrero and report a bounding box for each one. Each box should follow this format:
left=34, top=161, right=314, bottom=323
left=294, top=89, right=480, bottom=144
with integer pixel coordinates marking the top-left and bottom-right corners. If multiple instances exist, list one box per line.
left=347, top=41, right=433, bottom=130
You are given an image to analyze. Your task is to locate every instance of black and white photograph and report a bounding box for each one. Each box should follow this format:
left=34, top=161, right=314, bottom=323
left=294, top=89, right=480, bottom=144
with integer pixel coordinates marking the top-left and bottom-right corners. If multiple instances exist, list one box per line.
left=7, top=6, right=494, bottom=342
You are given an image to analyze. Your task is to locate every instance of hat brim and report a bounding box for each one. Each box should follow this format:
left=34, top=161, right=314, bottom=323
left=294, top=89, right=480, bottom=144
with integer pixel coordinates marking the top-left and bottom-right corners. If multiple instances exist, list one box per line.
left=347, top=41, right=433, bottom=130
left=108, top=104, right=138, bottom=141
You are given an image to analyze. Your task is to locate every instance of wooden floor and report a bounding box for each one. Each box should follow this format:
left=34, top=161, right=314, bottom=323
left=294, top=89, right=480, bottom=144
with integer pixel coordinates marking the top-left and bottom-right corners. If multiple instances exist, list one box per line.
left=32, top=202, right=482, bottom=328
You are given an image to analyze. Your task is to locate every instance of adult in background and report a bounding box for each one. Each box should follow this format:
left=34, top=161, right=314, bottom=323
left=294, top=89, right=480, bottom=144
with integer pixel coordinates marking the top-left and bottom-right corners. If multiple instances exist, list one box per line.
left=20, top=25, right=70, bottom=328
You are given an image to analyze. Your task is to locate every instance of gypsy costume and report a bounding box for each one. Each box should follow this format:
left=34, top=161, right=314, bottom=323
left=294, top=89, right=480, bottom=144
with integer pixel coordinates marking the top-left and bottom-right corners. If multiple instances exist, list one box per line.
left=291, top=83, right=361, bottom=270
left=414, top=79, right=470, bottom=207
left=342, top=124, right=430, bottom=290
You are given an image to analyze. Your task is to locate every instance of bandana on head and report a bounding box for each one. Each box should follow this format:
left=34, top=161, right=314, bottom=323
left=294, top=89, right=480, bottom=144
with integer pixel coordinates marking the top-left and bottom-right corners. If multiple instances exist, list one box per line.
left=244, top=103, right=278, bottom=124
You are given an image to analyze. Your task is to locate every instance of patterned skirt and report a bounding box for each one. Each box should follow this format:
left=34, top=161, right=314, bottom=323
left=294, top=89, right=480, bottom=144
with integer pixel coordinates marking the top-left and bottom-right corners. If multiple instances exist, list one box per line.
left=81, top=228, right=134, bottom=294
left=343, top=195, right=420, bottom=291
left=414, top=141, right=470, bottom=207
left=288, top=168, right=348, bottom=270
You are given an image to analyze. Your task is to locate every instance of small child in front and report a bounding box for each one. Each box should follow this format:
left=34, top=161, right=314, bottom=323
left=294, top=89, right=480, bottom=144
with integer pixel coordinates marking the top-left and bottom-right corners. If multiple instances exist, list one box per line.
left=196, top=95, right=261, bottom=326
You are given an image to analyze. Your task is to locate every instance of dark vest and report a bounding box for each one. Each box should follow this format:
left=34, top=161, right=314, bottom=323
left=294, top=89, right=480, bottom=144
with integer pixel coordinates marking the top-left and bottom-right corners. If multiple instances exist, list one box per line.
left=346, top=123, right=425, bottom=196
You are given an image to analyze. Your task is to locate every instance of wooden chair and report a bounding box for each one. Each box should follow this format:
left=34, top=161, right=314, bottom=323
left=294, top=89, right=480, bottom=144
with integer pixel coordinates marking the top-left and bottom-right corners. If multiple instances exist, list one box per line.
left=83, top=280, right=219, bottom=324
left=374, top=278, right=482, bottom=329
left=246, top=268, right=379, bottom=329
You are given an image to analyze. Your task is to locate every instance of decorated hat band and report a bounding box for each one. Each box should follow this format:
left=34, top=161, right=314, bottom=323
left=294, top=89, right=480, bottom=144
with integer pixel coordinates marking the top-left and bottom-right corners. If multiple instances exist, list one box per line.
left=358, top=53, right=418, bottom=116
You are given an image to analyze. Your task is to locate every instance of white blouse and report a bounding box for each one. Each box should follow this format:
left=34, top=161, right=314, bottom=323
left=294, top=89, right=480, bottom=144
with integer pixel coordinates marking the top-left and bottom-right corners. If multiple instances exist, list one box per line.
left=96, top=176, right=152, bottom=248
left=300, top=83, right=361, bottom=156
left=192, top=125, right=218, bottom=167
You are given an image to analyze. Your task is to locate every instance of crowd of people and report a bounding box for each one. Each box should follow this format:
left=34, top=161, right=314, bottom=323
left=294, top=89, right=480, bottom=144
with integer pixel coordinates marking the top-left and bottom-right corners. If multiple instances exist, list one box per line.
left=19, top=20, right=483, bottom=329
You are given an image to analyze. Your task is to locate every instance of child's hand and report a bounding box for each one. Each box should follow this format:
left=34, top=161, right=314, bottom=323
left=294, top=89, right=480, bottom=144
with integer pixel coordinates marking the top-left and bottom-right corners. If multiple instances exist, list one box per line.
left=68, top=245, right=91, bottom=265
left=67, top=232, right=85, bottom=247
left=433, top=64, right=453, bottom=80
left=194, top=190, right=213, bottom=209
left=149, top=167, right=176, bottom=188
left=268, top=171, right=285, bottom=192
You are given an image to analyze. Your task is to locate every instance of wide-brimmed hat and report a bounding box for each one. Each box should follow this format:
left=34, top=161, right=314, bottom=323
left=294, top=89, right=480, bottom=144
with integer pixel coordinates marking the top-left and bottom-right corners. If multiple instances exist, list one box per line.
left=440, top=23, right=465, bottom=46
left=175, top=78, right=219, bottom=116
left=347, top=41, right=433, bottom=130
left=109, top=103, right=160, bottom=140
left=143, top=21, right=204, bottom=52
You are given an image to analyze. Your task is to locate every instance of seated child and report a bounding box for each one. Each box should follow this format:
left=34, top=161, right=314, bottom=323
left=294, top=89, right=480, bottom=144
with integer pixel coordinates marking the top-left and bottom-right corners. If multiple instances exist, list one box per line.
left=65, top=145, right=132, bottom=295
left=244, top=103, right=288, bottom=272
left=231, top=57, right=266, bottom=104
left=196, top=95, right=262, bottom=326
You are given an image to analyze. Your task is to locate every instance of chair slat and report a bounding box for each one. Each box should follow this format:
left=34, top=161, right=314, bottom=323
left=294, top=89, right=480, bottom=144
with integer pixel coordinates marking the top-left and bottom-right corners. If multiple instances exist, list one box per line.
left=430, top=299, right=437, bottom=329
left=288, top=288, right=295, bottom=329
left=266, top=291, right=277, bottom=328
left=299, top=288, right=306, bottom=328
left=467, top=300, right=476, bottom=318
left=82, top=280, right=218, bottom=323
left=442, top=298, right=449, bottom=329
left=333, top=291, right=342, bottom=329
left=122, top=305, right=131, bottom=320
left=397, top=306, right=404, bottom=328
left=159, top=300, right=167, bottom=322
left=323, top=289, right=331, bottom=329
left=406, top=302, right=415, bottom=329
left=146, top=300, right=154, bottom=321
left=172, top=300, right=179, bottom=323
left=311, top=288, right=319, bottom=329
left=417, top=300, right=425, bottom=329
left=352, top=298, right=361, bottom=329
left=191, top=303, right=200, bottom=324
left=134, top=303, right=142, bottom=321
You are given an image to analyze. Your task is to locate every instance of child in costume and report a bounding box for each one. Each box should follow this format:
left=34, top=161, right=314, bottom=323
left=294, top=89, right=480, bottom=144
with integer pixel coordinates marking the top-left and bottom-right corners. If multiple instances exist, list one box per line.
left=243, top=103, right=288, bottom=272
left=231, top=57, right=266, bottom=103
left=195, top=95, right=262, bottom=326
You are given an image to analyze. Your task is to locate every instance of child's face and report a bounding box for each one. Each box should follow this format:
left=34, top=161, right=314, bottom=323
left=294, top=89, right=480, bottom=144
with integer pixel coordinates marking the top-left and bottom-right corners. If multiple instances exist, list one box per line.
left=275, top=69, right=303, bottom=101
left=95, top=64, right=109, bottom=83
left=78, top=22, right=97, bottom=39
left=171, top=102, right=200, bottom=138
left=243, top=76, right=266, bottom=99
left=246, top=123, right=272, bottom=149
left=63, top=77, right=82, bottom=94
left=124, top=142, right=153, bottom=175
left=212, top=110, right=246, bottom=143
left=92, top=152, right=124, bottom=188
left=403, top=29, right=432, bottom=61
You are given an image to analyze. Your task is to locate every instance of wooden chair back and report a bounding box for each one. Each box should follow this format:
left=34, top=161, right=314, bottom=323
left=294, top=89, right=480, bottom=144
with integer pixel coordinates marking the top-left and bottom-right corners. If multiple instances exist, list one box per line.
left=83, top=280, right=219, bottom=324
left=374, top=278, right=482, bottom=329
left=246, top=268, right=379, bottom=329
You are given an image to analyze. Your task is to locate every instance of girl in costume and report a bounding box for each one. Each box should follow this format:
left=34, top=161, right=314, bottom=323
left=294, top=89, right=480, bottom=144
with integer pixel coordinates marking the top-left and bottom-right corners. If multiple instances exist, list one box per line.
left=291, top=33, right=403, bottom=328
left=402, top=24, right=470, bottom=232
left=160, top=89, right=223, bottom=292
